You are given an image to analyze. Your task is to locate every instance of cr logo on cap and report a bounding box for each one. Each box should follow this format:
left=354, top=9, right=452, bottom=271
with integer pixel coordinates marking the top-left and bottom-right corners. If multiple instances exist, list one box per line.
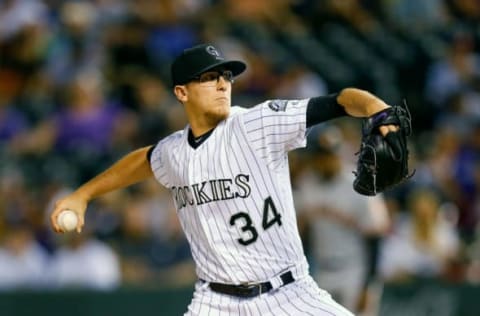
left=206, top=45, right=222, bottom=59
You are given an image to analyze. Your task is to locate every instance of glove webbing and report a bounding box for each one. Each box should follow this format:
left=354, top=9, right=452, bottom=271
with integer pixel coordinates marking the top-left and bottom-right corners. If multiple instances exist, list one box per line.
left=353, top=143, right=378, bottom=194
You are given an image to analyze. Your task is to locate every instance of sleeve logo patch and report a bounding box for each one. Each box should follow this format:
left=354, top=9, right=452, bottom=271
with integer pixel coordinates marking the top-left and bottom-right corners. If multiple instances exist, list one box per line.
left=268, top=100, right=288, bottom=112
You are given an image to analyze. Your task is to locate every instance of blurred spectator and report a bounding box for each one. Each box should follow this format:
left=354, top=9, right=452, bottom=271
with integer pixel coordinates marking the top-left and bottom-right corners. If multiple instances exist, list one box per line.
left=413, top=125, right=463, bottom=205
left=447, top=0, right=480, bottom=25
left=466, top=222, right=480, bottom=283
left=296, top=126, right=390, bottom=314
left=271, top=63, right=328, bottom=99
left=434, top=92, right=478, bottom=137
left=453, top=122, right=480, bottom=242
left=0, top=165, right=36, bottom=233
left=47, top=232, right=121, bottom=290
left=15, top=70, right=57, bottom=124
left=0, top=93, right=28, bottom=145
left=12, top=69, right=137, bottom=184
left=132, top=72, right=184, bottom=145
left=0, top=222, right=49, bottom=290
left=0, top=0, right=50, bottom=116
left=46, top=1, right=104, bottom=86
left=381, top=0, right=450, bottom=34
left=0, top=0, right=48, bottom=41
left=425, top=27, right=480, bottom=110
left=323, top=0, right=381, bottom=33
left=104, top=16, right=155, bottom=93
left=378, top=187, right=461, bottom=282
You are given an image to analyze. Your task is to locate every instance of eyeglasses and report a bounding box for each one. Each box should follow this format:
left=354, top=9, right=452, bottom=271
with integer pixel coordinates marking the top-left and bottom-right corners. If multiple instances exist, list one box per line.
left=191, top=70, right=234, bottom=85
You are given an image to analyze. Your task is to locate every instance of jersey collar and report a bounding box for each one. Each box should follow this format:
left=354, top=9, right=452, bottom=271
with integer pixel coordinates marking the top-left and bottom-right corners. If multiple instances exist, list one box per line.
left=187, top=127, right=215, bottom=149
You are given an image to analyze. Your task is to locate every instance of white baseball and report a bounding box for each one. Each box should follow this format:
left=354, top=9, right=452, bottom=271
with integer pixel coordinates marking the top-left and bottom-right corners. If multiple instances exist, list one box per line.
left=57, top=210, right=78, bottom=232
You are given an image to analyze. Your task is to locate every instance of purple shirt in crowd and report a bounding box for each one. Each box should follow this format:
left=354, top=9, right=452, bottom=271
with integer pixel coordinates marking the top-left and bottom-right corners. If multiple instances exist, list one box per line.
left=54, top=103, right=121, bottom=153
left=0, top=108, right=28, bottom=141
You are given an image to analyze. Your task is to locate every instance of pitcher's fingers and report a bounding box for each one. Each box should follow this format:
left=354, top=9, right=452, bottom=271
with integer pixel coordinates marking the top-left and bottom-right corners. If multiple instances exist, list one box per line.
left=50, top=209, right=65, bottom=233
left=77, top=216, right=84, bottom=233
left=388, top=125, right=399, bottom=132
left=379, top=125, right=399, bottom=136
left=50, top=212, right=60, bottom=233
left=379, top=126, right=390, bottom=136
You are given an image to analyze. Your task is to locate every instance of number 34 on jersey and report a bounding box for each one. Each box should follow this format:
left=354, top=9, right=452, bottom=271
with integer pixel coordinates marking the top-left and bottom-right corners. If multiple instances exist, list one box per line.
left=230, top=196, right=282, bottom=246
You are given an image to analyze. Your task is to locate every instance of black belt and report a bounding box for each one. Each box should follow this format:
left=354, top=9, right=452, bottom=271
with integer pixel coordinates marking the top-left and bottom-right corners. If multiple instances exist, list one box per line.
left=207, top=271, right=294, bottom=298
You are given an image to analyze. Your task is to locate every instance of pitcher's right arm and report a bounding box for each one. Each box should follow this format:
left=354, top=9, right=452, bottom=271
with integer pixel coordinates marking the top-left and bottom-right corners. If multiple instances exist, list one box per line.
left=50, top=145, right=154, bottom=233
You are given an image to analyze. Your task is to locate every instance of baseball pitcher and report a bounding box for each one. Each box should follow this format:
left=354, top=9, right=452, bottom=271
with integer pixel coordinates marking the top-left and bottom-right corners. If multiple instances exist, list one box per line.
left=50, top=44, right=411, bottom=315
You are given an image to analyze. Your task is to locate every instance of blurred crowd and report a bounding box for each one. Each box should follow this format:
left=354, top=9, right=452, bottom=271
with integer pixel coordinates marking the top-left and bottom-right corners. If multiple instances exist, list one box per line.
left=2, top=0, right=480, bottom=313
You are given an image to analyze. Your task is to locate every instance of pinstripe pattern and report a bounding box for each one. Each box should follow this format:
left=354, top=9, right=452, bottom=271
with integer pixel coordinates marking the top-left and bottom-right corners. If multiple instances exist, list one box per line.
left=150, top=100, right=310, bottom=283
left=151, top=99, right=352, bottom=314
left=185, top=276, right=354, bottom=316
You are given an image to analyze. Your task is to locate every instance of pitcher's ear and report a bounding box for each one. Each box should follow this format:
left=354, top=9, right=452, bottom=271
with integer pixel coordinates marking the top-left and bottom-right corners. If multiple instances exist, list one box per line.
left=174, top=85, right=188, bottom=102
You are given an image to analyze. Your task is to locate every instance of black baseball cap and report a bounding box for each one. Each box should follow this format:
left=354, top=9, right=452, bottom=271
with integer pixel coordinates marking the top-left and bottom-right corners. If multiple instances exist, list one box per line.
left=171, top=44, right=247, bottom=86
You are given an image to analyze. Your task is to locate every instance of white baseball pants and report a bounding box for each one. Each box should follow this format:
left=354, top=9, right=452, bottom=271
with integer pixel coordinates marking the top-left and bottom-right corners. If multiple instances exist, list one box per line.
left=185, top=275, right=355, bottom=316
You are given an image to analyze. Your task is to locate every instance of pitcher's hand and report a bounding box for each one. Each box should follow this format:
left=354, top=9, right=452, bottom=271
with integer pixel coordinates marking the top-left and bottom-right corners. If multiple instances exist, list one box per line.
left=50, top=193, right=87, bottom=233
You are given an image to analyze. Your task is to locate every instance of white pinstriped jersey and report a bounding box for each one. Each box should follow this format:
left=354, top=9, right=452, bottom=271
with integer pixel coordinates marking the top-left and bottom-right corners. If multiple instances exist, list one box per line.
left=150, top=99, right=310, bottom=284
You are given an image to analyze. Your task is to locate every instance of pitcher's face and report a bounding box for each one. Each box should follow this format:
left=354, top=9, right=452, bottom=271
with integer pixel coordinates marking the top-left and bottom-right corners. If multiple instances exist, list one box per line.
left=175, top=69, right=234, bottom=124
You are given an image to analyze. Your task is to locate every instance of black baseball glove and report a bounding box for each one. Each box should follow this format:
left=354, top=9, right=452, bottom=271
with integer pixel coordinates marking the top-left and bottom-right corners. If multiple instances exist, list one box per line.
left=353, top=104, right=413, bottom=196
